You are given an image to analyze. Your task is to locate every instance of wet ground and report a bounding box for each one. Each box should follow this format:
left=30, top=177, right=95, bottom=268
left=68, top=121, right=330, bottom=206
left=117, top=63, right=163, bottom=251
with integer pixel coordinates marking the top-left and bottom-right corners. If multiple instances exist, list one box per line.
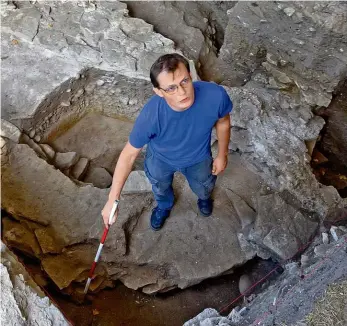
left=16, top=252, right=281, bottom=326
left=55, top=274, right=240, bottom=326
left=24, top=258, right=242, bottom=326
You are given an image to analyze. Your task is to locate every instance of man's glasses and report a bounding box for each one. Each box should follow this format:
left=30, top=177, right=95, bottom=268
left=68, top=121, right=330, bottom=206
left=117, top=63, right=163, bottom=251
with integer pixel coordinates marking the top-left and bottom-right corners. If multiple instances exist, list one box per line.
left=159, top=77, right=191, bottom=95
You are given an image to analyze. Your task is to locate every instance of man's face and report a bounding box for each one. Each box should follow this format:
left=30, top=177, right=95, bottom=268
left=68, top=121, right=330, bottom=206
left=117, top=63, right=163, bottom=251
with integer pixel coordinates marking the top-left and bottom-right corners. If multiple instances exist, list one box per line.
left=153, top=62, right=195, bottom=111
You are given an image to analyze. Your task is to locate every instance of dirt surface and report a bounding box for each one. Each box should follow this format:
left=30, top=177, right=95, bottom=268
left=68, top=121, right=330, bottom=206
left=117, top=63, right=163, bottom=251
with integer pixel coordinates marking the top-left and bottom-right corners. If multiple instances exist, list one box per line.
left=23, top=259, right=241, bottom=326
left=17, top=252, right=280, bottom=326
left=51, top=113, right=145, bottom=172
left=56, top=275, right=241, bottom=326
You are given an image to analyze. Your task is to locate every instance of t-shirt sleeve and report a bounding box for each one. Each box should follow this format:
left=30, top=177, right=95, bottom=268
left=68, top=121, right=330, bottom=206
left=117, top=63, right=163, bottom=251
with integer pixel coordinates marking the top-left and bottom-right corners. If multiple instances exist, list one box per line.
left=218, top=86, right=233, bottom=119
left=129, top=101, right=158, bottom=149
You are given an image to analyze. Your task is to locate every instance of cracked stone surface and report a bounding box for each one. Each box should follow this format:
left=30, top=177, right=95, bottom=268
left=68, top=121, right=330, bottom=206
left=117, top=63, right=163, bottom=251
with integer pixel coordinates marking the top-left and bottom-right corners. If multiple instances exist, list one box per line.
left=1, top=139, right=326, bottom=295
left=1, top=242, right=69, bottom=326
left=224, top=83, right=345, bottom=218
left=122, top=1, right=235, bottom=81
left=1, top=0, right=347, bottom=317
left=185, top=234, right=347, bottom=326
left=1, top=0, right=176, bottom=121
left=1, top=141, right=264, bottom=293
left=218, top=1, right=347, bottom=107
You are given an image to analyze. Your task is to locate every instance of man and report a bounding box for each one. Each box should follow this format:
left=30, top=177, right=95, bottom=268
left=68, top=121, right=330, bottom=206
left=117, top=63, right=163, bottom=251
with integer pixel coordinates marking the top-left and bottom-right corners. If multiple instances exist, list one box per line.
left=102, top=53, right=232, bottom=230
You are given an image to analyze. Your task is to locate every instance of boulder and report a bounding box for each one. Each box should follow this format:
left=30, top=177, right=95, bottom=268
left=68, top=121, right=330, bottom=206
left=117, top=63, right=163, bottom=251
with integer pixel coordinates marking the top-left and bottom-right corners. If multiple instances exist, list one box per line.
left=29, top=129, right=36, bottom=138
left=2, top=218, right=42, bottom=257
left=21, top=134, right=47, bottom=160
left=83, top=167, right=113, bottom=188
left=122, top=171, right=152, bottom=194
left=248, top=193, right=318, bottom=259
left=238, top=274, right=253, bottom=295
left=70, top=157, right=89, bottom=180
left=183, top=308, right=232, bottom=326
left=41, top=244, right=101, bottom=289
left=39, top=144, right=55, bottom=160
left=54, top=152, right=79, bottom=170
left=34, top=228, right=65, bottom=254
left=225, top=189, right=256, bottom=229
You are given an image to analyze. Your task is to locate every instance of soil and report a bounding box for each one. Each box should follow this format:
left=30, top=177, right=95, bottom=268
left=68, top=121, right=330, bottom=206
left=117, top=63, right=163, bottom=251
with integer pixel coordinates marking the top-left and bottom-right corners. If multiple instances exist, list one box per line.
left=17, top=254, right=280, bottom=326
left=50, top=112, right=145, bottom=173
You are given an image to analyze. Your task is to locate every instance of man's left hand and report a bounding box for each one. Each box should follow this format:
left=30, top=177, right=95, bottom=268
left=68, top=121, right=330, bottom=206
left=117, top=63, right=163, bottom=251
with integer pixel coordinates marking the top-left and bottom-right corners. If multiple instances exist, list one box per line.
left=212, top=154, right=228, bottom=175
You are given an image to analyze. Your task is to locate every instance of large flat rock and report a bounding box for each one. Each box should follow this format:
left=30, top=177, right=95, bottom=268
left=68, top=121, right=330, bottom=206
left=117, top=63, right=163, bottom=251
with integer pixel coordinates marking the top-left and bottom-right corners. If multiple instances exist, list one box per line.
left=1, top=142, right=261, bottom=293
left=2, top=140, right=325, bottom=295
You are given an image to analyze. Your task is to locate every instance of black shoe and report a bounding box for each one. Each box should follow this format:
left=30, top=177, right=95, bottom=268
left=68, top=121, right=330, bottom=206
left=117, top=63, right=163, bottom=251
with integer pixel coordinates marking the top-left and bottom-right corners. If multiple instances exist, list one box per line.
left=150, top=207, right=171, bottom=231
left=197, top=198, right=213, bottom=217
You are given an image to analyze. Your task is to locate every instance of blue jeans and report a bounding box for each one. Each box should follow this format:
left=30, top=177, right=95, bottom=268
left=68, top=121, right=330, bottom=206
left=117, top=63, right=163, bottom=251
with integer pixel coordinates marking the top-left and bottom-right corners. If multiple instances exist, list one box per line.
left=144, top=148, right=217, bottom=210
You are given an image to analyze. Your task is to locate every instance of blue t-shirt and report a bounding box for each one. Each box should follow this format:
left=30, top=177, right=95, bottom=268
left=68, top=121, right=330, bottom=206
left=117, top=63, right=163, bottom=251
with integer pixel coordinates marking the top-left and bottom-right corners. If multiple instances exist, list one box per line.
left=129, top=81, right=233, bottom=168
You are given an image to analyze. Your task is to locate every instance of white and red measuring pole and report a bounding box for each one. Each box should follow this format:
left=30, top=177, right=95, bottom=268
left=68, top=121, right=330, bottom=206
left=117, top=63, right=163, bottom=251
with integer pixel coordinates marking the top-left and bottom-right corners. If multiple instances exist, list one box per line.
left=84, top=200, right=119, bottom=294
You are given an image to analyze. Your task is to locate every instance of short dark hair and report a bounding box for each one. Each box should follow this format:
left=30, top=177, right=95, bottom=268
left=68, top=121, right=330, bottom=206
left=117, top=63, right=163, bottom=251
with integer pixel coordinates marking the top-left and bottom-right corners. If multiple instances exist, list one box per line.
left=150, top=53, right=190, bottom=88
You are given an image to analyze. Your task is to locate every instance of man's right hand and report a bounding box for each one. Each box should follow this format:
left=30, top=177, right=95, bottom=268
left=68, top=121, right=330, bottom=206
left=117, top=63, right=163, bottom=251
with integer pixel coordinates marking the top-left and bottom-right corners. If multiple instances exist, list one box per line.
left=100, top=141, right=142, bottom=228
left=101, top=200, right=119, bottom=228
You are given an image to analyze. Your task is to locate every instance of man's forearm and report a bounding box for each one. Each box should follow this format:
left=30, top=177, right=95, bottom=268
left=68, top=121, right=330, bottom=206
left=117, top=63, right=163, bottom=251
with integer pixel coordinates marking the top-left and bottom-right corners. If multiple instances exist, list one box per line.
left=108, top=151, right=137, bottom=202
left=216, top=117, right=231, bottom=157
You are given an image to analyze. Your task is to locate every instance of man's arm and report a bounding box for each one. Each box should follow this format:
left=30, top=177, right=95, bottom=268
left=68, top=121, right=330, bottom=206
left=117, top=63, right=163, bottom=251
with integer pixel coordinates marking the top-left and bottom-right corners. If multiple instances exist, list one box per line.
left=102, top=141, right=142, bottom=227
left=212, top=114, right=231, bottom=175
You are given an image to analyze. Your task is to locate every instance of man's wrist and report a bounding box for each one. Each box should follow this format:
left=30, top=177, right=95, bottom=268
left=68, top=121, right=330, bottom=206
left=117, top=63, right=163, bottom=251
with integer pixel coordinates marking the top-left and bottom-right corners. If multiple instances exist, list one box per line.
left=108, top=193, right=120, bottom=202
left=217, top=150, right=228, bottom=158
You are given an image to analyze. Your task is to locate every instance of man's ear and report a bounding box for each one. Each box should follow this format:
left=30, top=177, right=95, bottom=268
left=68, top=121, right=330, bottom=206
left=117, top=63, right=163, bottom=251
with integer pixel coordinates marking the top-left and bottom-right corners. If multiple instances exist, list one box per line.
left=153, top=87, right=164, bottom=98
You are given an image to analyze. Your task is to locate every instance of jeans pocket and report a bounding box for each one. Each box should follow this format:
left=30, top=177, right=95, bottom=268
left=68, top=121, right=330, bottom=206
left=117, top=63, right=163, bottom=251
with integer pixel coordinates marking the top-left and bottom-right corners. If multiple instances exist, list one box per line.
left=202, top=174, right=217, bottom=197
left=144, top=164, right=158, bottom=187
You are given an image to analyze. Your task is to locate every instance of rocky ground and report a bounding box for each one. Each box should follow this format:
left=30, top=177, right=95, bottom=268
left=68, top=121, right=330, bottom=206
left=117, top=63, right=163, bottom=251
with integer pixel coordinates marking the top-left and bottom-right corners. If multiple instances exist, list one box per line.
left=1, top=1, right=347, bottom=325
left=0, top=242, right=69, bottom=326
left=184, top=223, right=347, bottom=326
